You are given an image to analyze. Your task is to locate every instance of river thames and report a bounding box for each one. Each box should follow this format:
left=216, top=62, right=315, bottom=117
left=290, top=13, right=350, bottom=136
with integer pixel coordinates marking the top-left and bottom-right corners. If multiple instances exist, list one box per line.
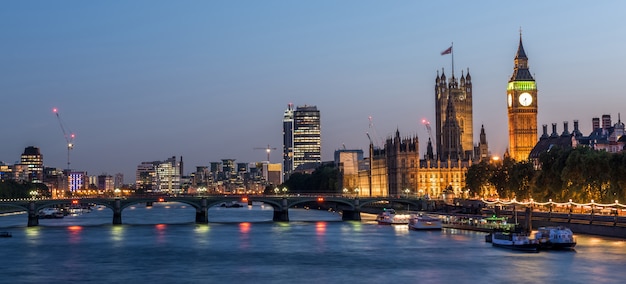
left=1, top=202, right=625, bottom=283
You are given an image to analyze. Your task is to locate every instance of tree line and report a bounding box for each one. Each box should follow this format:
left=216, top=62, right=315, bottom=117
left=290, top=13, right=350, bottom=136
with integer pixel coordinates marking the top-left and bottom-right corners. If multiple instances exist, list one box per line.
left=0, top=180, right=50, bottom=199
left=465, top=146, right=626, bottom=203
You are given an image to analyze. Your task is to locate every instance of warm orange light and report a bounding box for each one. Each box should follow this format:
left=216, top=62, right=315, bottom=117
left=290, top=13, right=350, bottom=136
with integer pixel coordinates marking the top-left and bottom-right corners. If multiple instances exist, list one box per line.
left=158, top=198, right=165, bottom=202
left=242, top=197, right=248, bottom=202
left=317, top=197, right=324, bottom=202
left=72, top=200, right=79, bottom=204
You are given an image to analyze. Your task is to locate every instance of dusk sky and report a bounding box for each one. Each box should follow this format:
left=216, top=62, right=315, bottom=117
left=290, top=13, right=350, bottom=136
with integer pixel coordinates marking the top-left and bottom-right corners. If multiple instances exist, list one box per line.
left=2, top=1, right=626, bottom=181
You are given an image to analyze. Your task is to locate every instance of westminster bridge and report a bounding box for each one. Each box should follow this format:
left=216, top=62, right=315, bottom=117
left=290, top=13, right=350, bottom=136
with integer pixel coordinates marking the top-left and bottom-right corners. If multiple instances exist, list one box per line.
left=0, top=195, right=428, bottom=227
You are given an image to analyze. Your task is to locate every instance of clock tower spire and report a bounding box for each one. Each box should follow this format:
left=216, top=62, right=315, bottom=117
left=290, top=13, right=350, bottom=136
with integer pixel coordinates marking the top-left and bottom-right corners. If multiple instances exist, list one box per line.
left=507, top=33, right=538, bottom=161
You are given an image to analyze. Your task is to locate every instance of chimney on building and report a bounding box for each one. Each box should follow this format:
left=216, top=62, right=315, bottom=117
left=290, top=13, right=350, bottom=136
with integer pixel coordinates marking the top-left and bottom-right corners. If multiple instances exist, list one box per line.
left=550, top=123, right=558, bottom=138
left=561, top=121, right=570, bottom=136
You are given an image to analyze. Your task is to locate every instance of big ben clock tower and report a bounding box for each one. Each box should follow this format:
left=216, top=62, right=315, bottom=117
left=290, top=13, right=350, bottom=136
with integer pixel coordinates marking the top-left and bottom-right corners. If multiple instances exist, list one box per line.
left=507, top=34, right=537, bottom=161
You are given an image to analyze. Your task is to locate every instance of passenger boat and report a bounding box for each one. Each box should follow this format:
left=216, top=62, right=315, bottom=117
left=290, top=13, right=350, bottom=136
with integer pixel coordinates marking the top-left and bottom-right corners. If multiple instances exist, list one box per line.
left=38, top=208, right=64, bottom=219
left=408, top=214, right=442, bottom=230
left=534, top=226, right=576, bottom=250
left=376, top=209, right=410, bottom=225
left=491, top=231, right=540, bottom=252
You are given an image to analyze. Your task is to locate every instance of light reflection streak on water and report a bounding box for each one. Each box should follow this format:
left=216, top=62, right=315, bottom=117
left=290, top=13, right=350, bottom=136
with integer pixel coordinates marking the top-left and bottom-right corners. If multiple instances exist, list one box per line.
left=25, top=227, right=41, bottom=245
left=67, top=225, right=83, bottom=244
left=239, top=222, right=251, bottom=249
left=155, top=224, right=167, bottom=244
left=111, top=225, right=124, bottom=244
left=315, top=221, right=327, bottom=236
left=393, top=224, right=409, bottom=235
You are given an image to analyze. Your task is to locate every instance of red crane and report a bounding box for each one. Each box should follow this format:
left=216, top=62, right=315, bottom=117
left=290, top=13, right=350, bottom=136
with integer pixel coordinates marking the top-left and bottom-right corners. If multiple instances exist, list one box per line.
left=53, top=108, right=75, bottom=171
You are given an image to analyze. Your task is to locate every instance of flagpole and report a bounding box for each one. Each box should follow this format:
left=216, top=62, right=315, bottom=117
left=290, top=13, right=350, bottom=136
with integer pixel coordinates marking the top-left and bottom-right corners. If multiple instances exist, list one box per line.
left=451, top=42, right=454, bottom=77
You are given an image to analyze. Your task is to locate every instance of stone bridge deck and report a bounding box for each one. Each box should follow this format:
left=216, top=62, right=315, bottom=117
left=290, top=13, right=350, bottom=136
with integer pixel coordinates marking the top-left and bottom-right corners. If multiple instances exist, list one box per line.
left=0, top=195, right=429, bottom=226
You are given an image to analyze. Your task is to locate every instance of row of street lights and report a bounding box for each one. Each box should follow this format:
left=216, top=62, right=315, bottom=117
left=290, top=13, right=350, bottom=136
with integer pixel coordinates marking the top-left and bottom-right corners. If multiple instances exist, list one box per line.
left=274, top=187, right=288, bottom=195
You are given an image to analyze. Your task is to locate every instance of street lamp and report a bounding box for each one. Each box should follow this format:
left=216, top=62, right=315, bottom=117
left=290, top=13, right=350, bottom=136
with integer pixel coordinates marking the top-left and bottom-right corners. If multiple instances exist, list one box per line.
left=404, top=188, right=410, bottom=198
left=343, top=188, right=348, bottom=196
left=30, top=190, right=38, bottom=200
left=354, top=188, right=359, bottom=197
left=114, top=188, right=121, bottom=198
left=282, top=187, right=287, bottom=196
left=198, top=187, right=207, bottom=196
left=274, top=187, right=279, bottom=195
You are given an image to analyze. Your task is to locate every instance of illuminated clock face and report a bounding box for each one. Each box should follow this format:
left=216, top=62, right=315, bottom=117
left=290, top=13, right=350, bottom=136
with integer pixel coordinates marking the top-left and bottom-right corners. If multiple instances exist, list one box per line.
left=507, top=94, right=512, bottom=107
left=519, top=92, right=532, bottom=106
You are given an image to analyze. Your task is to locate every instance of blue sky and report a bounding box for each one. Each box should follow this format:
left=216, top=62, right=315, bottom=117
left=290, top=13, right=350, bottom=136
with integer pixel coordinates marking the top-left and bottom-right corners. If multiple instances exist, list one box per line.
left=2, top=1, right=626, bottom=181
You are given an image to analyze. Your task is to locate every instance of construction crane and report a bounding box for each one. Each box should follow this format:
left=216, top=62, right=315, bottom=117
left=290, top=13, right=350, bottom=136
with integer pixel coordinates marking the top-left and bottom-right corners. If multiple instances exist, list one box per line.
left=53, top=108, right=75, bottom=171
left=422, top=119, right=435, bottom=153
left=368, top=116, right=382, bottom=148
left=253, top=144, right=277, bottom=162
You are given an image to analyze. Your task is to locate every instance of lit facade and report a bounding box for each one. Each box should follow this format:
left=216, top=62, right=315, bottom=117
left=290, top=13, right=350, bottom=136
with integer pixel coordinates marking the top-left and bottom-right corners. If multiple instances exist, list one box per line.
left=68, top=171, right=87, bottom=191
left=435, top=68, right=473, bottom=160
left=507, top=34, right=538, bottom=161
left=283, top=104, right=321, bottom=180
left=18, top=146, right=44, bottom=183
left=282, top=103, right=294, bottom=181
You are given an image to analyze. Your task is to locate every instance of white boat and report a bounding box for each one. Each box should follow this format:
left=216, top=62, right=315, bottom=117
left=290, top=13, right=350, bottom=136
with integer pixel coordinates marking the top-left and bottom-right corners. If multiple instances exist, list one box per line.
left=408, top=214, right=442, bottom=230
left=38, top=208, right=64, bottom=219
left=491, top=231, right=540, bottom=252
left=376, top=209, right=410, bottom=225
left=534, top=226, right=576, bottom=250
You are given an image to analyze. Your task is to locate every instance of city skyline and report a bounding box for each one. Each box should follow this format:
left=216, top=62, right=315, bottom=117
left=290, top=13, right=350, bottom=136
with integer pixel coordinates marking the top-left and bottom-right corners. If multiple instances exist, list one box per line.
left=2, top=1, right=626, bottom=179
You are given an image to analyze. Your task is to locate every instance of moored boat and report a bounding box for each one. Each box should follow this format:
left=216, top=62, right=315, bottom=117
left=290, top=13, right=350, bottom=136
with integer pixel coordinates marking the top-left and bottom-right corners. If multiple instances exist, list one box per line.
left=376, top=209, right=410, bottom=225
left=408, top=214, right=442, bottom=230
left=534, top=226, right=576, bottom=250
left=38, top=208, right=64, bottom=219
left=0, top=232, right=12, bottom=238
left=491, top=231, right=540, bottom=252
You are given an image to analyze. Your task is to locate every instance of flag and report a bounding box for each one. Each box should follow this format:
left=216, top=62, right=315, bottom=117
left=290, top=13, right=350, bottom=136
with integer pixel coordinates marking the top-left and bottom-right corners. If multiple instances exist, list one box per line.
left=441, top=46, right=452, bottom=55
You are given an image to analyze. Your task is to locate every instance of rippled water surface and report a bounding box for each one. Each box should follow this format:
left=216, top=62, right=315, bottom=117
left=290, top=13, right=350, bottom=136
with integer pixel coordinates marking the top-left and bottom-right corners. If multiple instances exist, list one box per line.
left=1, top=202, right=625, bottom=283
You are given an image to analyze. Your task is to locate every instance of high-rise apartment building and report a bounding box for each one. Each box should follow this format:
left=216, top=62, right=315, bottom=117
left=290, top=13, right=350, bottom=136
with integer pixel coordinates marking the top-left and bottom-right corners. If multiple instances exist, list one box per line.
left=283, top=104, right=321, bottom=180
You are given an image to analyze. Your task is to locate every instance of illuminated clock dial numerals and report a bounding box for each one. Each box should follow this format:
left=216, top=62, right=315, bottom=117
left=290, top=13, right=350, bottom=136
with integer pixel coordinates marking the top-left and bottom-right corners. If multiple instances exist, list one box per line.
left=519, top=92, right=532, bottom=106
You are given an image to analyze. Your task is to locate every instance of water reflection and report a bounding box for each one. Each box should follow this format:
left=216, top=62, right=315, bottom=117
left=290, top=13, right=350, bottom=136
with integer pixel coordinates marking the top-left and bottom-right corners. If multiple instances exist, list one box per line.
left=67, top=225, right=83, bottom=243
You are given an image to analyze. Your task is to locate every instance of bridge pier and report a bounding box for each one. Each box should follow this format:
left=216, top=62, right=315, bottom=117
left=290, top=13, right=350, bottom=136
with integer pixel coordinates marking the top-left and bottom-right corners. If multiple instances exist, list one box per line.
left=273, top=198, right=289, bottom=221
left=113, top=198, right=122, bottom=225
left=27, top=201, right=38, bottom=227
left=195, top=198, right=208, bottom=224
left=342, top=209, right=361, bottom=221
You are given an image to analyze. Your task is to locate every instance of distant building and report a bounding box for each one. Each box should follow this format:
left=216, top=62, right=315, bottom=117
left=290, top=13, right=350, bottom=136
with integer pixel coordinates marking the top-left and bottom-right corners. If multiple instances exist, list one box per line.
left=114, top=173, right=124, bottom=188
left=357, top=130, right=468, bottom=199
left=15, top=146, right=44, bottom=183
left=335, top=149, right=364, bottom=192
left=135, top=156, right=181, bottom=193
left=530, top=116, right=626, bottom=168
left=98, top=174, right=114, bottom=192
left=283, top=104, right=321, bottom=181
left=68, top=171, right=87, bottom=191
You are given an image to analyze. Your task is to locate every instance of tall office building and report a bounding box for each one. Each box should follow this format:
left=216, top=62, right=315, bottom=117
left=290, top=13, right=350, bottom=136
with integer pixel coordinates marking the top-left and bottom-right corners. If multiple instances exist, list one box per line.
left=507, top=34, right=538, bottom=161
left=283, top=104, right=321, bottom=180
left=282, top=104, right=294, bottom=181
left=18, top=146, right=44, bottom=183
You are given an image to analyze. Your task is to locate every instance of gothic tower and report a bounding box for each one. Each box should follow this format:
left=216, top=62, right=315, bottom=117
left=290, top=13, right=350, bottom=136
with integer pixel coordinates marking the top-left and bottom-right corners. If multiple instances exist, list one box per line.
left=441, top=95, right=463, bottom=160
left=435, top=68, right=473, bottom=160
left=385, top=129, right=419, bottom=196
left=507, top=34, right=538, bottom=161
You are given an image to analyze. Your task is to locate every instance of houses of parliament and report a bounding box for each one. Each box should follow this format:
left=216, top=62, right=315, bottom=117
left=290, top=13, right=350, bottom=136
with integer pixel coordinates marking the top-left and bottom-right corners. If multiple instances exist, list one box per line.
left=337, top=35, right=538, bottom=198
